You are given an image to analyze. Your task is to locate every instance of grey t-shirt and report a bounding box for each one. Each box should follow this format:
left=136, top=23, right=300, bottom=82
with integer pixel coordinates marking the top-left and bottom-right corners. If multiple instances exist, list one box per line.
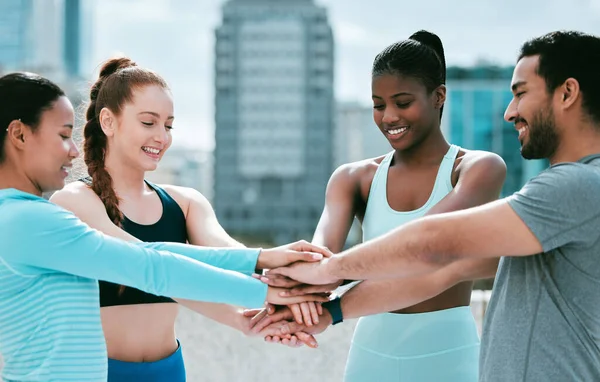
left=480, top=155, right=600, bottom=382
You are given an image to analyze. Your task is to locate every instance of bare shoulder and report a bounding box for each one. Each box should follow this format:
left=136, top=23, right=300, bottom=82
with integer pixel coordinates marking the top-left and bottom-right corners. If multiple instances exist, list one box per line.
left=330, top=155, right=387, bottom=194
left=454, top=149, right=507, bottom=184
left=157, top=184, right=212, bottom=216
left=50, top=181, right=105, bottom=213
left=457, top=149, right=506, bottom=171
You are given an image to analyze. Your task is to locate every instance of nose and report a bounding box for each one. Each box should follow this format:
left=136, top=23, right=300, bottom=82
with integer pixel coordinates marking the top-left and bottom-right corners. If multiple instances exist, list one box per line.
left=381, top=108, right=400, bottom=125
left=154, top=127, right=169, bottom=145
left=69, top=140, right=80, bottom=159
left=504, top=98, right=518, bottom=123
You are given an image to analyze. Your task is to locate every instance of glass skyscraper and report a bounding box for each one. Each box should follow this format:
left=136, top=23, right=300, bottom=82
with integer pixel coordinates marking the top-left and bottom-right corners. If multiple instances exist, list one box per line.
left=213, top=0, right=334, bottom=244
left=444, top=66, right=547, bottom=196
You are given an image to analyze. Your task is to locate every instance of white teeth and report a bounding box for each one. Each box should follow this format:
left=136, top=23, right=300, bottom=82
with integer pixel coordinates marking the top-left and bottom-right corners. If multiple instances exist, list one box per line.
left=518, top=126, right=528, bottom=134
left=388, top=127, right=408, bottom=135
left=142, top=147, right=160, bottom=155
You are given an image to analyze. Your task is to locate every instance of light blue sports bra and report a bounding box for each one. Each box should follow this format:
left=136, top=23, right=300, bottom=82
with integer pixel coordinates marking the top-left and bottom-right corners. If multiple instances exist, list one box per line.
left=362, top=145, right=460, bottom=241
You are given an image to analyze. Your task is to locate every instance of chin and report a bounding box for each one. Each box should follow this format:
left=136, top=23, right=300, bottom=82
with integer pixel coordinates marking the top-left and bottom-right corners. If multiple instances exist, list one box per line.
left=389, top=139, right=415, bottom=152
left=44, top=180, right=66, bottom=194
left=141, top=162, right=160, bottom=172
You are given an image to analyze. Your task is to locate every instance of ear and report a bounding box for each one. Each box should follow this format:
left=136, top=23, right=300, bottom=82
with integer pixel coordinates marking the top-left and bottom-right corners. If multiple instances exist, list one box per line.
left=433, top=85, right=447, bottom=109
left=6, top=119, right=28, bottom=150
left=557, top=78, right=580, bottom=110
left=98, top=107, right=117, bottom=137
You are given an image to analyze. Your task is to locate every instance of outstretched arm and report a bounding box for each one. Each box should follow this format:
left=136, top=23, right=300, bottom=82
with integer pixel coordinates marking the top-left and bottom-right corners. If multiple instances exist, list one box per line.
left=160, top=186, right=318, bottom=335
left=323, top=161, right=600, bottom=282
left=334, top=152, right=505, bottom=316
left=3, top=197, right=267, bottom=308
left=259, top=152, right=503, bottom=332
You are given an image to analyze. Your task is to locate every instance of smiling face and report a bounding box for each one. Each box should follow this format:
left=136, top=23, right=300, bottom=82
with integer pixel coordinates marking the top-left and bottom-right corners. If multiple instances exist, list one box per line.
left=20, top=96, right=79, bottom=192
left=371, top=73, right=444, bottom=152
left=504, top=55, right=560, bottom=160
left=103, top=85, right=174, bottom=172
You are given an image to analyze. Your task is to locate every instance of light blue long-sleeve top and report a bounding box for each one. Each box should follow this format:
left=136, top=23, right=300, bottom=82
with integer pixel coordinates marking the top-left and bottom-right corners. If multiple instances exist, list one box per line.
left=0, top=189, right=267, bottom=381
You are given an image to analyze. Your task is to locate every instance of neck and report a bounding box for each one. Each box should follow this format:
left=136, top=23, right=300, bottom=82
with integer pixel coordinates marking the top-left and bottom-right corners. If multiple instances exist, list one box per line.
left=103, top=152, right=147, bottom=198
left=549, top=124, right=600, bottom=165
left=393, top=127, right=450, bottom=166
left=0, top=161, right=43, bottom=196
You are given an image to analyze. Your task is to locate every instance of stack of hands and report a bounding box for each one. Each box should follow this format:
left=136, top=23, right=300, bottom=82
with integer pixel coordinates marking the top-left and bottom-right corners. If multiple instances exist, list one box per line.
left=240, top=241, right=345, bottom=348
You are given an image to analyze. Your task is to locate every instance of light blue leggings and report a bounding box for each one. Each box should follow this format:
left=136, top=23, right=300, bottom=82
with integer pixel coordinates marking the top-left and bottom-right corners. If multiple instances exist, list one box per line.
left=344, top=307, right=480, bottom=382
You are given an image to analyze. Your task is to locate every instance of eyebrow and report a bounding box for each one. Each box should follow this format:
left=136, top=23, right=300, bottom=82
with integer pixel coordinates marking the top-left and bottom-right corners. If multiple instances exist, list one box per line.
left=138, top=111, right=174, bottom=120
left=511, top=81, right=527, bottom=92
left=372, top=92, right=413, bottom=100
left=63, top=124, right=74, bottom=130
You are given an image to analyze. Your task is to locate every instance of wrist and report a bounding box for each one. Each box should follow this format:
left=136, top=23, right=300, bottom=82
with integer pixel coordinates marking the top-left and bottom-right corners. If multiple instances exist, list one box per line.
left=322, top=296, right=343, bottom=325
left=323, top=255, right=343, bottom=283
left=321, top=307, right=334, bottom=327
left=255, top=248, right=266, bottom=271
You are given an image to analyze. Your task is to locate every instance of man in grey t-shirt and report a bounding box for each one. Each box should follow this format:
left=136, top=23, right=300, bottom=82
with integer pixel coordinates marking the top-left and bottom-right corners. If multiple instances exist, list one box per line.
left=269, top=31, right=600, bottom=381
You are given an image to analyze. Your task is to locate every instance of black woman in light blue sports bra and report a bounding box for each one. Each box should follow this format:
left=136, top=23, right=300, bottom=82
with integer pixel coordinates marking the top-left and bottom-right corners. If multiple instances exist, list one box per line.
left=309, top=30, right=506, bottom=381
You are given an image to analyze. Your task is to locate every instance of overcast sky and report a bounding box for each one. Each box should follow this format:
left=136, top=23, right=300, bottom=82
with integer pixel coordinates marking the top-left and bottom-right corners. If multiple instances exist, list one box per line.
left=92, top=0, right=600, bottom=150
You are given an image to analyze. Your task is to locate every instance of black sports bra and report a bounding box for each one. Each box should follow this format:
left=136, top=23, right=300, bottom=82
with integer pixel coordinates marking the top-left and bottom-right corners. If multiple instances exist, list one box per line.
left=94, top=180, right=188, bottom=307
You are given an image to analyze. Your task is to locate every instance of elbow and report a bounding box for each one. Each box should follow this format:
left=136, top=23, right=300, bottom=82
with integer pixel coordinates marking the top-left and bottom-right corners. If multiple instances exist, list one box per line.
left=418, top=218, right=461, bottom=266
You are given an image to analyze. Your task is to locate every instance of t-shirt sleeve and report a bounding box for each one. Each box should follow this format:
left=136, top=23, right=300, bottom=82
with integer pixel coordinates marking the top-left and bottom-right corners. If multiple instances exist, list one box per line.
left=506, top=163, right=600, bottom=253
left=1, top=199, right=267, bottom=308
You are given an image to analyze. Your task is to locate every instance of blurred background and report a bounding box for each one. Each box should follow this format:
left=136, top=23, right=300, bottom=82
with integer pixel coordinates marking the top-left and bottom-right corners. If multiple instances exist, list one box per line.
left=1, top=0, right=599, bottom=380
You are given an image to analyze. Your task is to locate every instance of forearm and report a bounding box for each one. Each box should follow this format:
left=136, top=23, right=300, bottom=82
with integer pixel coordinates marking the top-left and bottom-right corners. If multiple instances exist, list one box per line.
left=340, top=269, right=455, bottom=319
left=177, top=300, right=244, bottom=331
left=340, top=257, right=498, bottom=319
left=141, top=242, right=260, bottom=276
left=327, top=217, right=458, bottom=281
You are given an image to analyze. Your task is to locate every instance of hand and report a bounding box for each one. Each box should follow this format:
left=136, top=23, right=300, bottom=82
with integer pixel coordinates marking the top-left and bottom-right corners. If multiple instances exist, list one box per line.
left=260, top=279, right=344, bottom=298
left=256, top=240, right=334, bottom=270
left=242, top=307, right=317, bottom=348
left=251, top=273, right=304, bottom=289
left=266, top=286, right=329, bottom=305
left=250, top=304, right=318, bottom=333
left=288, top=302, right=322, bottom=326
left=266, top=257, right=341, bottom=286
left=262, top=302, right=323, bottom=326
left=264, top=308, right=333, bottom=345
left=237, top=308, right=267, bottom=336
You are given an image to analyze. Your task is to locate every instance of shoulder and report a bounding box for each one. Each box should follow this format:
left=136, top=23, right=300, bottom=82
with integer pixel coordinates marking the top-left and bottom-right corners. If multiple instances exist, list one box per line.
left=328, top=155, right=388, bottom=194
left=454, top=149, right=507, bottom=185
left=157, top=184, right=212, bottom=217
left=4, top=193, right=76, bottom=231
left=50, top=181, right=106, bottom=215
left=528, top=161, right=600, bottom=191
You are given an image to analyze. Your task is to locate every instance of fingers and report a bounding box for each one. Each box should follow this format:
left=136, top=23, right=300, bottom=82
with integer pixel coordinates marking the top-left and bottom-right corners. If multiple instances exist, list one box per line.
left=317, top=303, right=323, bottom=316
left=252, top=308, right=294, bottom=334
left=300, top=303, right=313, bottom=326
left=287, top=250, right=323, bottom=264
left=309, top=302, right=319, bottom=324
left=266, top=303, right=276, bottom=315
left=280, top=282, right=340, bottom=297
left=264, top=267, right=291, bottom=278
left=290, top=304, right=303, bottom=325
left=257, top=321, right=290, bottom=337
left=288, top=240, right=334, bottom=259
left=295, top=331, right=318, bottom=348
left=279, top=321, right=305, bottom=336
left=271, top=293, right=330, bottom=305
left=243, top=308, right=263, bottom=318
left=249, top=309, right=269, bottom=330
left=258, top=274, right=302, bottom=288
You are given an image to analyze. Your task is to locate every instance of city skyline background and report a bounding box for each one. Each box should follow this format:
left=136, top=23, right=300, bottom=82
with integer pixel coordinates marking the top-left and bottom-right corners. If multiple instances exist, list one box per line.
left=2, top=1, right=600, bottom=380
left=92, top=0, right=600, bottom=151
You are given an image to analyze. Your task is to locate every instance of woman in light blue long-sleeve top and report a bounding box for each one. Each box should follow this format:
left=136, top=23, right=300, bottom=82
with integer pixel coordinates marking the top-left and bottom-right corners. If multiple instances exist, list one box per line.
left=0, top=73, right=328, bottom=382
